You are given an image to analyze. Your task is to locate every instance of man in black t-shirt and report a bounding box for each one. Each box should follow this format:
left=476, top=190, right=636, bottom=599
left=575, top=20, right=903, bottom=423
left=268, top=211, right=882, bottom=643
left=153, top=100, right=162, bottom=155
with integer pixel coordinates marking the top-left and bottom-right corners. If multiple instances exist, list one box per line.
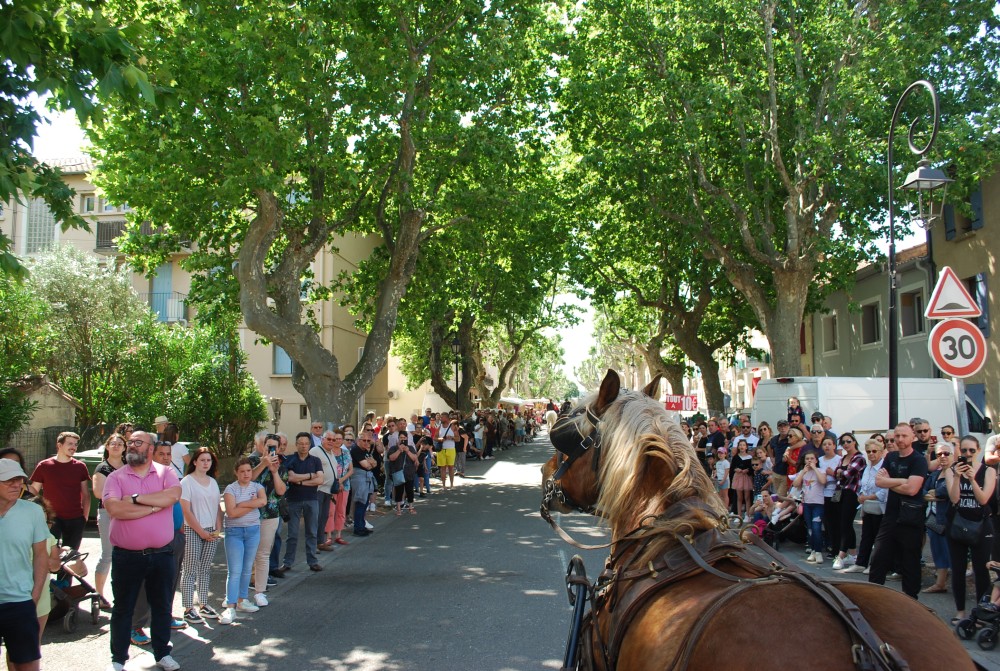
left=868, top=423, right=929, bottom=599
left=705, top=419, right=727, bottom=459
left=911, top=418, right=932, bottom=456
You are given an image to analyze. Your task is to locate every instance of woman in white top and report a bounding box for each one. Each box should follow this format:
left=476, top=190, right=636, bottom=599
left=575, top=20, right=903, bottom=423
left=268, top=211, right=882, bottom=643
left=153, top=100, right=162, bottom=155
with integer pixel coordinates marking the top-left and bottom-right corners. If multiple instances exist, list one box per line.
left=842, top=439, right=888, bottom=573
left=219, top=458, right=267, bottom=625
left=180, top=447, right=223, bottom=623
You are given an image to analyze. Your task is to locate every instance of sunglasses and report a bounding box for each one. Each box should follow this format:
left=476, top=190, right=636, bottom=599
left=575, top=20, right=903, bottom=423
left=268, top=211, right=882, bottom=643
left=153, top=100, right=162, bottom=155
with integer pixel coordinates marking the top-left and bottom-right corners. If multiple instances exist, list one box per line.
left=936, top=451, right=952, bottom=456
left=916, top=429, right=930, bottom=434
left=960, top=448, right=977, bottom=454
left=865, top=450, right=880, bottom=454
left=840, top=439, right=854, bottom=445
left=811, top=430, right=823, bottom=434
left=942, top=431, right=954, bottom=436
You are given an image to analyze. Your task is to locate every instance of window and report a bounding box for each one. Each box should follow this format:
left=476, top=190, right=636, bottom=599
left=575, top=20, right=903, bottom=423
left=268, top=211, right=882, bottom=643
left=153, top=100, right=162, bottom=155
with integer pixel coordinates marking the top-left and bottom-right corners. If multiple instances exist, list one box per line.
left=299, top=405, right=308, bottom=420
left=25, top=198, right=56, bottom=253
left=272, top=345, right=293, bottom=375
left=100, top=198, right=118, bottom=213
left=900, top=290, right=925, bottom=337
left=860, top=302, right=881, bottom=345
left=822, top=314, right=838, bottom=353
left=964, top=274, right=990, bottom=337
left=81, top=194, right=96, bottom=213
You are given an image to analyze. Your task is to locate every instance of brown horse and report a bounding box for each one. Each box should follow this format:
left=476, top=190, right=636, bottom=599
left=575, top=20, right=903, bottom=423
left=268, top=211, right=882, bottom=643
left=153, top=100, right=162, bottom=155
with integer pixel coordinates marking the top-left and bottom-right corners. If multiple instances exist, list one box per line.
left=541, top=370, right=973, bottom=671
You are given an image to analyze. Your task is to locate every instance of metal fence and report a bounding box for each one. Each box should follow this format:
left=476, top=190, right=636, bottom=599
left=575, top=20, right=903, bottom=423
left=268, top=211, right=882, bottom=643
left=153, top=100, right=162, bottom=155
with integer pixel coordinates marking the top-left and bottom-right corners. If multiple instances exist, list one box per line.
left=4, top=423, right=113, bottom=472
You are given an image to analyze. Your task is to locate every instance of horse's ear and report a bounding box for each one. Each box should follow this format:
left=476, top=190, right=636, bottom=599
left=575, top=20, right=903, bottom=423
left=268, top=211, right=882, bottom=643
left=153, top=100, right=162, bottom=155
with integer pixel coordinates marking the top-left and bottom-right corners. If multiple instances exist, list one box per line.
left=642, top=375, right=662, bottom=399
left=595, top=370, right=621, bottom=414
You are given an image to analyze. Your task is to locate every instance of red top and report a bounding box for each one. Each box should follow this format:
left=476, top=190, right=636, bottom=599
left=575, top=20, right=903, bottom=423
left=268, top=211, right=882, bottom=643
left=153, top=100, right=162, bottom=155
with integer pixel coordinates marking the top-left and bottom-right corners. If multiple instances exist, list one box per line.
left=30, top=457, right=90, bottom=519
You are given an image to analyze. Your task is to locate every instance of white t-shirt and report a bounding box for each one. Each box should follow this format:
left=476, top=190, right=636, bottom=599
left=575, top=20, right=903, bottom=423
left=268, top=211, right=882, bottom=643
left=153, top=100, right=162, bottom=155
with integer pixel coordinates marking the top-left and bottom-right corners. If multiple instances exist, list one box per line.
left=715, top=459, right=730, bottom=487
left=819, top=455, right=840, bottom=497
left=309, top=446, right=336, bottom=494
left=181, top=475, right=221, bottom=529
left=439, top=426, right=457, bottom=450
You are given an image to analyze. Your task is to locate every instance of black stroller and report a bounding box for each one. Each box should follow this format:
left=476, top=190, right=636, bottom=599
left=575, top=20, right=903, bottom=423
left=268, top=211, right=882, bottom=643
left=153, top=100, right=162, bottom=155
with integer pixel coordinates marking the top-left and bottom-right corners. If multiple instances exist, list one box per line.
left=955, top=563, right=1000, bottom=650
left=763, top=505, right=807, bottom=550
left=49, top=549, right=101, bottom=633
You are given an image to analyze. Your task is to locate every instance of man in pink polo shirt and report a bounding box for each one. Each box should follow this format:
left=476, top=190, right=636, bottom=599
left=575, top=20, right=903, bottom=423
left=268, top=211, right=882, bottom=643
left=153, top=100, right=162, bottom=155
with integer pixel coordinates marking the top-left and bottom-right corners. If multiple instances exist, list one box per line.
left=102, top=431, right=182, bottom=671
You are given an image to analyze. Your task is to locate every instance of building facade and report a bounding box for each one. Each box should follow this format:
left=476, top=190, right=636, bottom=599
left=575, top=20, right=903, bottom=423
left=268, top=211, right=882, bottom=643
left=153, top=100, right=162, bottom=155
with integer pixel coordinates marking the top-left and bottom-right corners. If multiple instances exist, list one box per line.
left=2, top=157, right=389, bottom=438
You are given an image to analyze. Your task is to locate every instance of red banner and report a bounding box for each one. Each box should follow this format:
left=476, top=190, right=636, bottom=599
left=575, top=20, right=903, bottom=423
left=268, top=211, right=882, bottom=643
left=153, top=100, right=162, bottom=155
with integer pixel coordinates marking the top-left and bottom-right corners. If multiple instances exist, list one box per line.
left=664, top=395, right=698, bottom=412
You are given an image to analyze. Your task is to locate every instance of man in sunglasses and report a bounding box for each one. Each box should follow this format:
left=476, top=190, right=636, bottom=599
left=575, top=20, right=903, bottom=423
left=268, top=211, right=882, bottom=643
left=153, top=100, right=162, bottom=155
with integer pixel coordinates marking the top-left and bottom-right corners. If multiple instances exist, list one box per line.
left=869, top=423, right=928, bottom=600
left=911, top=418, right=933, bottom=457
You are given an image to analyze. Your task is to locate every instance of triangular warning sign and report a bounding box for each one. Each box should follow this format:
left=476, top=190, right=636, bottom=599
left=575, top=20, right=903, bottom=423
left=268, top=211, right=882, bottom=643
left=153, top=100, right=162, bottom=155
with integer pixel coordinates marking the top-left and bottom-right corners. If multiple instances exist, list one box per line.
left=925, top=266, right=982, bottom=319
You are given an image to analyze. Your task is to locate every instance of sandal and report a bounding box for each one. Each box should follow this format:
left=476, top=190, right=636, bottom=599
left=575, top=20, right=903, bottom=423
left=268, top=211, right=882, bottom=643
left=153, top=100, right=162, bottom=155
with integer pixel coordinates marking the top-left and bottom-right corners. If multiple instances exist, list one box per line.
left=395, top=509, right=402, bottom=516
left=409, top=508, right=417, bottom=515
left=922, top=585, right=948, bottom=594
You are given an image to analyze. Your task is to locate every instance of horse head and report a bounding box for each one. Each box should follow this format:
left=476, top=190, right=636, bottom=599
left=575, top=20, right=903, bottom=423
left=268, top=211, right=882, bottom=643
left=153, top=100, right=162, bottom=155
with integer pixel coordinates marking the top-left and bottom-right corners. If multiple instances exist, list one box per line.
left=542, top=369, right=725, bottom=544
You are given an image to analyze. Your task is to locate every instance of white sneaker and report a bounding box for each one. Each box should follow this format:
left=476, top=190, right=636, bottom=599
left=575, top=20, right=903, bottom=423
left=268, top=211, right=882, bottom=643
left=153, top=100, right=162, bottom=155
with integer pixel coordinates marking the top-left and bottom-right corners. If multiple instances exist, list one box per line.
left=842, top=564, right=866, bottom=573
left=254, top=593, right=269, bottom=607
left=237, top=598, right=260, bottom=613
left=888, top=572, right=902, bottom=581
left=368, top=503, right=377, bottom=512
left=106, top=664, right=124, bottom=671
left=813, top=551, right=823, bottom=564
left=843, top=555, right=856, bottom=566
left=805, top=552, right=817, bottom=563
left=219, top=607, right=236, bottom=625
left=832, top=557, right=844, bottom=570
left=365, top=520, right=374, bottom=530
left=156, top=655, right=181, bottom=671
left=863, top=566, right=870, bottom=575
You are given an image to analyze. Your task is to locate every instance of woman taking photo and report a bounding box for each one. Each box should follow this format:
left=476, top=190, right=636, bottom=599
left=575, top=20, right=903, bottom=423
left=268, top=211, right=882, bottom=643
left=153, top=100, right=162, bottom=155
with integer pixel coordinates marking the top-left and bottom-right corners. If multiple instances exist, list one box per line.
left=945, top=436, right=997, bottom=624
left=220, top=458, right=267, bottom=625
left=832, top=433, right=865, bottom=570
left=794, top=452, right=827, bottom=564
left=92, top=433, right=126, bottom=608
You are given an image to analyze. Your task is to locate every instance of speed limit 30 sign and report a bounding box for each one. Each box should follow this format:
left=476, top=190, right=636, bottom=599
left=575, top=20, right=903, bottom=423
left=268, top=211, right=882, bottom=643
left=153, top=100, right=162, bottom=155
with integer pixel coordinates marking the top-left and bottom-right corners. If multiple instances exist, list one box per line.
left=928, top=318, right=987, bottom=378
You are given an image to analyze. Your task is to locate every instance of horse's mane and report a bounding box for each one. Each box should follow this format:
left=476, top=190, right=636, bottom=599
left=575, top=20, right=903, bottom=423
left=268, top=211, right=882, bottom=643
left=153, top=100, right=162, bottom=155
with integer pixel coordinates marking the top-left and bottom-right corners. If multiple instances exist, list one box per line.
left=589, top=388, right=727, bottom=562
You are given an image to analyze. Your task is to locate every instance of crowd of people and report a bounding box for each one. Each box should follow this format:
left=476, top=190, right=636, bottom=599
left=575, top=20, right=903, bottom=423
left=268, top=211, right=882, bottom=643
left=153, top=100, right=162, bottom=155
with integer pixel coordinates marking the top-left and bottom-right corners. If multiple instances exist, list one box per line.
left=0, top=406, right=543, bottom=671
left=682, top=401, right=1000, bottom=628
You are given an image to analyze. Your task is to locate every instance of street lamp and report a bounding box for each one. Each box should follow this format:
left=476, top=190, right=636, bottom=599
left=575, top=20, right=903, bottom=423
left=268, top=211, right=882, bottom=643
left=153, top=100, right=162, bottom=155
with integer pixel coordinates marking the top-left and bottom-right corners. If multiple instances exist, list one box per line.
left=450, top=337, right=461, bottom=409
left=269, top=397, right=283, bottom=433
left=887, top=80, right=952, bottom=428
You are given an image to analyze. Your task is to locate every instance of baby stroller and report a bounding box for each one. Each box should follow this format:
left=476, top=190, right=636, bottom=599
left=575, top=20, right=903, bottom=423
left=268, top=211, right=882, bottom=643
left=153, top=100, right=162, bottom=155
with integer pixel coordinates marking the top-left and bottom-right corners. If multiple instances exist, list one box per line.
left=763, top=504, right=807, bottom=551
left=49, top=549, right=101, bottom=633
left=955, top=563, right=1000, bottom=650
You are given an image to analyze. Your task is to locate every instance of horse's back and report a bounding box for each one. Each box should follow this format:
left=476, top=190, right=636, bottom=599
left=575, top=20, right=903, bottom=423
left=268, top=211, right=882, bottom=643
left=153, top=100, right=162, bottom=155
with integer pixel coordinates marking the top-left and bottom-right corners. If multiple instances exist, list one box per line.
left=617, top=574, right=973, bottom=671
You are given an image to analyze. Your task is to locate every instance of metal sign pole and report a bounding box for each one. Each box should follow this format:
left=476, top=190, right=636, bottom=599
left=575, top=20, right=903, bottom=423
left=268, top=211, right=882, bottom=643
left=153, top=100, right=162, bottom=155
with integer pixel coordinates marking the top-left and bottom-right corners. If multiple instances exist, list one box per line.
left=953, top=377, right=969, bottom=437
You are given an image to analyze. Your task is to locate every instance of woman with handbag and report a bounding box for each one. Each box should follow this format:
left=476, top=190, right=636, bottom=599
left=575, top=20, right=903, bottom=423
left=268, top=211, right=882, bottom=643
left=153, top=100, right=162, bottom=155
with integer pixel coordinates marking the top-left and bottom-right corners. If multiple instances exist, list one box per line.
left=831, top=433, right=865, bottom=570
left=387, top=432, right=419, bottom=516
left=921, top=446, right=952, bottom=594
left=843, top=439, right=888, bottom=574
left=945, top=435, right=997, bottom=624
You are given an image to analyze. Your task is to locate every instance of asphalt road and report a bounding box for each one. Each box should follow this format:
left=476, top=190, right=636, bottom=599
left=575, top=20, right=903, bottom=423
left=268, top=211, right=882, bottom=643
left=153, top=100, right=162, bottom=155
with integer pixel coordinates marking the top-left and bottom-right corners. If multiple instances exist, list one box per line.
left=35, top=433, right=996, bottom=670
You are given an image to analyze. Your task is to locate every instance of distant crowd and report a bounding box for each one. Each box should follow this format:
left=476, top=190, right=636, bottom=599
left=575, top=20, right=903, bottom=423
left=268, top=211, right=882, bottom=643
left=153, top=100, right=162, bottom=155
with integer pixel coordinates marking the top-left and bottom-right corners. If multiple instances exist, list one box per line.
left=678, top=399, right=1000, bottom=628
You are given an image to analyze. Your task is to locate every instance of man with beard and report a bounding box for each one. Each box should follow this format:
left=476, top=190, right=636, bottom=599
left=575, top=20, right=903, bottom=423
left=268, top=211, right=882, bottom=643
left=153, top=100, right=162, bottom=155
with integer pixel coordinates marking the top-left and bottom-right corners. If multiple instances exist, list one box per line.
left=102, top=431, right=182, bottom=671
left=28, top=431, right=91, bottom=551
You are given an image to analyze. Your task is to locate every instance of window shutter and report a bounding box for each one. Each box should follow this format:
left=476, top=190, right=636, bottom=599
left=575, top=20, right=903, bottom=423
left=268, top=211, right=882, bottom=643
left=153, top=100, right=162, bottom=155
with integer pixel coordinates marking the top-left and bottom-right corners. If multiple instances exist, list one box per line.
left=943, top=203, right=957, bottom=240
left=975, top=273, right=989, bottom=337
left=969, top=187, right=984, bottom=230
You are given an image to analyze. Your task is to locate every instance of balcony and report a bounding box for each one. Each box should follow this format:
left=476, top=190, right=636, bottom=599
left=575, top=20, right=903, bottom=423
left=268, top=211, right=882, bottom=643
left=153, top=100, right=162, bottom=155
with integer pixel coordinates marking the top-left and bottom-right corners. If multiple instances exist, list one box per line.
left=140, top=292, right=189, bottom=323
left=95, top=220, right=190, bottom=254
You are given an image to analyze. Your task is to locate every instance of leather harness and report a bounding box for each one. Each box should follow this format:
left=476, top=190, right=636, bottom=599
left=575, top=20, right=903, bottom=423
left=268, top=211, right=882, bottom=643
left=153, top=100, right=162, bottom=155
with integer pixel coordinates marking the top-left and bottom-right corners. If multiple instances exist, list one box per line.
left=566, top=500, right=913, bottom=671
left=545, top=401, right=914, bottom=671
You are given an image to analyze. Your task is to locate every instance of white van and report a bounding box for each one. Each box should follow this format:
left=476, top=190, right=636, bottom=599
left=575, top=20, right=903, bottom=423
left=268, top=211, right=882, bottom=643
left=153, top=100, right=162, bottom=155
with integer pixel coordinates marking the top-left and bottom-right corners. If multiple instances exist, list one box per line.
left=751, top=377, right=993, bottom=445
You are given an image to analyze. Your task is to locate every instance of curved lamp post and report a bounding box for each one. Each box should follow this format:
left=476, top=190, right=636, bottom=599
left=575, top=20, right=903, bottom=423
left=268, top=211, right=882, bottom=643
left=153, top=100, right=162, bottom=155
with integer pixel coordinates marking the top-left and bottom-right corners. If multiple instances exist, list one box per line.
left=887, top=80, right=952, bottom=427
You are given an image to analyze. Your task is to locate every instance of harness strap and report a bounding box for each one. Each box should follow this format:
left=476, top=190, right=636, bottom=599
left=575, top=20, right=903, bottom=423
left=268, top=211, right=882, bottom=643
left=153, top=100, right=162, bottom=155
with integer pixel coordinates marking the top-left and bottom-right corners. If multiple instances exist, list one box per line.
left=539, top=504, right=611, bottom=551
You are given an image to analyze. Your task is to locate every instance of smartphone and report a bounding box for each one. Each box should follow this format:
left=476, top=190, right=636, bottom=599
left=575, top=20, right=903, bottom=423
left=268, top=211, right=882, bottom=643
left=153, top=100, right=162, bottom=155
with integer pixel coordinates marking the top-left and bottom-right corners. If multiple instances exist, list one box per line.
left=268, top=446, right=276, bottom=455
left=957, top=456, right=969, bottom=466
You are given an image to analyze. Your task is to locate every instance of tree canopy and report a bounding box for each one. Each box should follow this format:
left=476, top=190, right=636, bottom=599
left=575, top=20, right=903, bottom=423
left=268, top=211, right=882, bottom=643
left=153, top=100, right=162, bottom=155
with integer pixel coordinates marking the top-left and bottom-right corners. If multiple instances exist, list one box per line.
left=1, top=0, right=151, bottom=278
left=95, top=0, right=553, bottom=423
left=553, top=0, right=1000, bottom=375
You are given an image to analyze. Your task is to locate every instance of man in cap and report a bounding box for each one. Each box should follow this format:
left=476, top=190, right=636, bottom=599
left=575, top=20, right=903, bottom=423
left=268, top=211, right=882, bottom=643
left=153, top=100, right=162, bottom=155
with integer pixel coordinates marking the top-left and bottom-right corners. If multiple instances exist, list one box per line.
left=0, top=459, right=49, bottom=671
left=154, top=416, right=170, bottom=438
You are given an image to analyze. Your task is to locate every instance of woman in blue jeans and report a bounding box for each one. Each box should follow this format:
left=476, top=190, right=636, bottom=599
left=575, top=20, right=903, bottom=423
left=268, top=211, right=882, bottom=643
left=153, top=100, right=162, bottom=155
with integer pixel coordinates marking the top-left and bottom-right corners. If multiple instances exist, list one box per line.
left=220, top=458, right=267, bottom=625
left=793, top=452, right=827, bottom=564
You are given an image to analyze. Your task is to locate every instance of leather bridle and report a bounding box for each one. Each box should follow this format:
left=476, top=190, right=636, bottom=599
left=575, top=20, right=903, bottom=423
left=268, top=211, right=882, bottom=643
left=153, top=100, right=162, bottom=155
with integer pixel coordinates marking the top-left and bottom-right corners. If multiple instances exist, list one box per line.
left=540, top=403, right=611, bottom=550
